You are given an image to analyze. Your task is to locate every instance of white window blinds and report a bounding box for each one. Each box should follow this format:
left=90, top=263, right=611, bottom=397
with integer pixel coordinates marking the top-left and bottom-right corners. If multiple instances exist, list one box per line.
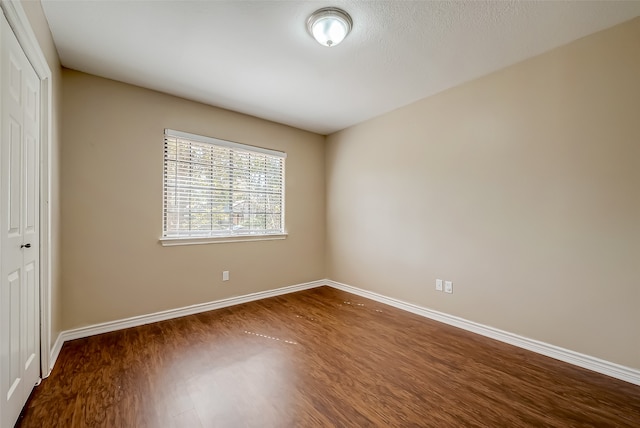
left=163, top=129, right=286, bottom=239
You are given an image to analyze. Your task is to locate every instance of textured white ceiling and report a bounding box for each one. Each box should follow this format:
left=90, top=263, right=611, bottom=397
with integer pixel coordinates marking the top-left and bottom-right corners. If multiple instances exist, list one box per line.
left=41, top=1, right=640, bottom=135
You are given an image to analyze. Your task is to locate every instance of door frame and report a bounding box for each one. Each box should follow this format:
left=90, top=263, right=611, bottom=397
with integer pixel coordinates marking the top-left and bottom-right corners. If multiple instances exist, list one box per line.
left=1, top=0, right=53, bottom=377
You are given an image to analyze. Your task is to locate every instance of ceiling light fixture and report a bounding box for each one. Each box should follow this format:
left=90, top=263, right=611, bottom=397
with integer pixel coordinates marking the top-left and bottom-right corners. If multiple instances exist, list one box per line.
left=307, top=7, right=353, bottom=47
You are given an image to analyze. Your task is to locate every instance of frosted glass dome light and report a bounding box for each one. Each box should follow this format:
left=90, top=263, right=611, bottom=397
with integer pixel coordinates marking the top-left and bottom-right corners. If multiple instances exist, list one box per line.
left=307, top=8, right=353, bottom=47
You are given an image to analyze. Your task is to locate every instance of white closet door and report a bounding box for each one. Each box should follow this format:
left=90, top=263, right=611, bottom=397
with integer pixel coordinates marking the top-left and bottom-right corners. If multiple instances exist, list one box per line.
left=0, top=9, right=41, bottom=428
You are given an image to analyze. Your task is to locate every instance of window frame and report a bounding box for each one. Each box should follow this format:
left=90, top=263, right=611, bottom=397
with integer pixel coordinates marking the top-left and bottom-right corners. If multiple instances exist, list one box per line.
left=159, top=129, right=287, bottom=247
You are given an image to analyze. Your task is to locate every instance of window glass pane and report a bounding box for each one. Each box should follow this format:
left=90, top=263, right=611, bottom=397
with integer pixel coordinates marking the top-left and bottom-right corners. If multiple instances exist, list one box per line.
left=163, top=130, right=285, bottom=239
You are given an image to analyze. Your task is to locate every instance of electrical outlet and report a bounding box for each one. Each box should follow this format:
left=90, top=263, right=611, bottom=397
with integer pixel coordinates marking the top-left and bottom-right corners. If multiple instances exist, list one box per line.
left=444, top=280, right=453, bottom=294
left=436, top=279, right=443, bottom=291
left=222, top=271, right=229, bottom=281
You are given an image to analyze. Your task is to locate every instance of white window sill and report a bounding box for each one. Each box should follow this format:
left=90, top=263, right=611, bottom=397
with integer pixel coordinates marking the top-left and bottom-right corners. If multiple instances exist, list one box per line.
left=159, top=233, right=288, bottom=247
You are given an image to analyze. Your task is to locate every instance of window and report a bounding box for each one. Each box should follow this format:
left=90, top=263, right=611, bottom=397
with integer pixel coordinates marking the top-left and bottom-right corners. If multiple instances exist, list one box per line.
left=161, top=129, right=286, bottom=245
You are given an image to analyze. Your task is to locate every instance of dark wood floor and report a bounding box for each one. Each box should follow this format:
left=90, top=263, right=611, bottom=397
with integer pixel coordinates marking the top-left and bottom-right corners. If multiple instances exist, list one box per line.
left=18, top=286, right=640, bottom=427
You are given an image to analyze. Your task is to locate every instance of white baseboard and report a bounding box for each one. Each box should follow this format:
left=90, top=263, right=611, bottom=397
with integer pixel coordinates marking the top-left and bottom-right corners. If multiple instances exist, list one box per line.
left=48, top=332, right=64, bottom=376
left=326, top=280, right=640, bottom=386
left=48, top=278, right=640, bottom=387
left=53, top=279, right=324, bottom=355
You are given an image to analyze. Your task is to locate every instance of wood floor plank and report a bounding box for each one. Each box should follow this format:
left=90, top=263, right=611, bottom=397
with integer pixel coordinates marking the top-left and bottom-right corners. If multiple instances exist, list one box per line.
left=17, top=286, right=640, bottom=427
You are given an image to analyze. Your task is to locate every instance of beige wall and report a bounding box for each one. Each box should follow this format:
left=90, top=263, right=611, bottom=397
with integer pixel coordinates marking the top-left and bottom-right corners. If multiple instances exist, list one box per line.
left=22, top=1, right=63, bottom=357
left=61, top=70, right=325, bottom=329
left=326, top=18, right=640, bottom=369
